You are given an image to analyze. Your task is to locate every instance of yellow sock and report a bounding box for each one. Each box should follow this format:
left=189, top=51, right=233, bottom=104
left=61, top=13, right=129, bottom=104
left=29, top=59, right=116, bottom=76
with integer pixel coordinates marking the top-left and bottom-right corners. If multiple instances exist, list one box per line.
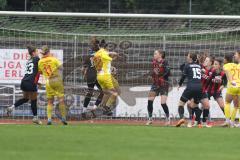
left=231, top=107, right=238, bottom=122
left=224, top=102, right=231, bottom=119
left=47, top=104, right=53, bottom=120
left=59, top=104, right=66, bottom=119
left=106, top=95, right=117, bottom=107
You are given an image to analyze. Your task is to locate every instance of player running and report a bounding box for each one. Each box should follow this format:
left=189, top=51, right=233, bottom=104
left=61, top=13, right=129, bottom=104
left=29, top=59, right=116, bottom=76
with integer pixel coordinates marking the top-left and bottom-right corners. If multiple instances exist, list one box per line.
left=7, top=45, right=42, bottom=125
left=176, top=53, right=203, bottom=128
left=82, top=49, right=104, bottom=112
left=222, top=54, right=239, bottom=127
left=146, top=50, right=171, bottom=126
left=38, top=45, right=67, bottom=125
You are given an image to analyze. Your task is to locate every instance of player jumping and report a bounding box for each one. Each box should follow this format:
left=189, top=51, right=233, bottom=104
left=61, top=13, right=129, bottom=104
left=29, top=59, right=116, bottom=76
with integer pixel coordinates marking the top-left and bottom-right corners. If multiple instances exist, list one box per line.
left=91, top=38, right=120, bottom=114
left=82, top=49, right=104, bottom=112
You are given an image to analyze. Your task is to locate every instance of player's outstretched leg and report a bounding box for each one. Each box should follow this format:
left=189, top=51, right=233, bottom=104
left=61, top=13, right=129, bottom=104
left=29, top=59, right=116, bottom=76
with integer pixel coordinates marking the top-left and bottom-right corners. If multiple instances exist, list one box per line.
left=6, top=98, right=29, bottom=116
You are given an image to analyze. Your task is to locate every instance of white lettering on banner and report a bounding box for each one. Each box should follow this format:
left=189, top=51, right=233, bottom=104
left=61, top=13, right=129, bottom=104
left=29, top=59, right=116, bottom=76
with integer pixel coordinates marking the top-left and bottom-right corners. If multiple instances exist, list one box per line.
left=0, top=49, right=63, bottom=84
left=116, top=86, right=229, bottom=118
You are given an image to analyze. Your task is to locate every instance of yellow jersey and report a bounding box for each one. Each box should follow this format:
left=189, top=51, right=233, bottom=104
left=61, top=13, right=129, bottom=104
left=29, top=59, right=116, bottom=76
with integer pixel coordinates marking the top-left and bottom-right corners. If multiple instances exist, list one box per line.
left=38, top=55, right=62, bottom=80
left=223, top=63, right=240, bottom=87
left=94, top=48, right=112, bottom=75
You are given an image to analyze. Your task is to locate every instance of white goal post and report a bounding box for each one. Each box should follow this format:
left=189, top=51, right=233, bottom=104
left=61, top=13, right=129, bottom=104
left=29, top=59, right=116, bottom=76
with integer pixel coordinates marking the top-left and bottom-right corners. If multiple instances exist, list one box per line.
left=0, top=11, right=239, bottom=119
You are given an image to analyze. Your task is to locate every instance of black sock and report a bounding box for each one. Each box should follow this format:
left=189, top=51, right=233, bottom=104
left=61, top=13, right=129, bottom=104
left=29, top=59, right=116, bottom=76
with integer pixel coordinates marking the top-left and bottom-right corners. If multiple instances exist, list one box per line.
left=95, top=92, right=103, bottom=106
left=83, top=97, right=91, bottom=108
left=202, top=109, right=209, bottom=123
left=193, top=107, right=202, bottom=124
left=31, top=100, right=37, bottom=116
left=178, top=106, right=184, bottom=119
left=14, top=98, right=28, bottom=108
left=147, top=100, right=153, bottom=118
left=188, top=106, right=193, bottom=120
left=95, top=99, right=102, bottom=106
left=161, top=103, right=169, bottom=118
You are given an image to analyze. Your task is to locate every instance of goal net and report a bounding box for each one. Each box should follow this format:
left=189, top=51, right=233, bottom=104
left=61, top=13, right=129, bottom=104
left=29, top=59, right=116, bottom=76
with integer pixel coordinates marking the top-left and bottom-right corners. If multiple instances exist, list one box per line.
left=0, top=11, right=240, bottom=120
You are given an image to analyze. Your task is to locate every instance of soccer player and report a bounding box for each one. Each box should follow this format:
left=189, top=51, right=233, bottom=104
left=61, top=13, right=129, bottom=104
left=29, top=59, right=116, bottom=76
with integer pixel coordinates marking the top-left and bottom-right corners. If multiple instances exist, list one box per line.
left=199, top=56, right=214, bottom=127
left=222, top=54, right=239, bottom=127
left=234, top=50, right=240, bottom=127
left=82, top=49, right=104, bottom=112
left=38, top=45, right=67, bottom=125
left=207, top=58, right=226, bottom=112
left=176, top=53, right=203, bottom=127
left=91, top=38, right=120, bottom=114
left=146, top=50, right=170, bottom=126
left=7, top=45, right=42, bottom=125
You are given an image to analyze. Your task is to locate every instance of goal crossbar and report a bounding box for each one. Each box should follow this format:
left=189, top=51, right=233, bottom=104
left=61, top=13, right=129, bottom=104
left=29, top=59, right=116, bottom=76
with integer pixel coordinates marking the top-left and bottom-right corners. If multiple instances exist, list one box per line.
left=0, top=11, right=240, bottom=20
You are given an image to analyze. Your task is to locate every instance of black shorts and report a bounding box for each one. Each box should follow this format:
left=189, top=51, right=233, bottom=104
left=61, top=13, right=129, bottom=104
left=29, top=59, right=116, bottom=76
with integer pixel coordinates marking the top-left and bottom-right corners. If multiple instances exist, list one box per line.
left=207, top=92, right=222, bottom=100
left=20, top=80, right=37, bottom=92
left=180, top=86, right=202, bottom=104
left=150, top=84, right=168, bottom=96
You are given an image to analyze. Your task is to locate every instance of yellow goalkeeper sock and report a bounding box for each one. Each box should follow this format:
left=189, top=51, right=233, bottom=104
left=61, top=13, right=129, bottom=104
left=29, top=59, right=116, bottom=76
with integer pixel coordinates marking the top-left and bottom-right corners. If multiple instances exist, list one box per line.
left=47, top=104, right=53, bottom=121
left=106, top=95, right=116, bottom=107
left=59, top=104, right=66, bottom=120
left=231, top=107, right=238, bottom=122
left=224, top=102, right=231, bottom=119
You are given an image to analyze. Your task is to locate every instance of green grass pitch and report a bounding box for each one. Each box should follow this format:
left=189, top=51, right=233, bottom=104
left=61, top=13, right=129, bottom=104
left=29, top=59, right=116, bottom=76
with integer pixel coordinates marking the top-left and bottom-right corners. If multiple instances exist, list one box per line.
left=0, top=124, right=239, bottom=160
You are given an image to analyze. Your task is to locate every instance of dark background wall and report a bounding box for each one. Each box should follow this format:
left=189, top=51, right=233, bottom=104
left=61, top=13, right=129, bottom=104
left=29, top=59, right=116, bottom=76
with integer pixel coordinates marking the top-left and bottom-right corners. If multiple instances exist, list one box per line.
left=1, top=0, right=240, bottom=15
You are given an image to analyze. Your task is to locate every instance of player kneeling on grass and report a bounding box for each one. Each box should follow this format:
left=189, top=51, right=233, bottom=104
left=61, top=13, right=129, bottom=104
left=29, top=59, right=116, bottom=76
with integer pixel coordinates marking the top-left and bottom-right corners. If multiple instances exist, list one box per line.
left=38, top=45, right=67, bottom=125
left=7, top=45, right=42, bottom=125
left=91, top=37, right=120, bottom=115
left=176, top=53, right=202, bottom=128
left=146, top=50, right=171, bottom=126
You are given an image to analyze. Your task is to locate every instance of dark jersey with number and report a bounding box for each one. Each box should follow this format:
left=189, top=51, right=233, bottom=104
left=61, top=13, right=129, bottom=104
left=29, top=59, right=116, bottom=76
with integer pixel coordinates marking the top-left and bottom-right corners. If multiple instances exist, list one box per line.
left=201, top=66, right=213, bottom=93
left=22, top=56, right=40, bottom=84
left=207, top=69, right=227, bottom=95
left=179, top=62, right=202, bottom=88
left=152, top=59, right=170, bottom=86
left=83, top=55, right=97, bottom=83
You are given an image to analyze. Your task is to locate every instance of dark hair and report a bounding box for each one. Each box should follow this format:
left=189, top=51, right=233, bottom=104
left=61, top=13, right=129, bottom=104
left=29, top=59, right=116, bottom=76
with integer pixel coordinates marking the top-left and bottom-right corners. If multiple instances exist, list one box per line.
left=99, top=39, right=107, bottom=48
left=189, top=52, right=198, bottom=62
left=214, top=58, right=223, bottom=65
left=90, top=36, right=100, bottom=51
left=224, top=54, right=233, bottom=63
left=27, top=45, right=36, bottom=56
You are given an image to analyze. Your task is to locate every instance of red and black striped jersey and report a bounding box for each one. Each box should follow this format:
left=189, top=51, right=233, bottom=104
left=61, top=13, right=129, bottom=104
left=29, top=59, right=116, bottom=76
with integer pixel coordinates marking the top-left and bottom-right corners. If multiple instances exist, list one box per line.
left=207, top=69, right=227, bottom=95
left=152, top=59, right=170, bottom=86
left=201, top=66, right=213, bottom=93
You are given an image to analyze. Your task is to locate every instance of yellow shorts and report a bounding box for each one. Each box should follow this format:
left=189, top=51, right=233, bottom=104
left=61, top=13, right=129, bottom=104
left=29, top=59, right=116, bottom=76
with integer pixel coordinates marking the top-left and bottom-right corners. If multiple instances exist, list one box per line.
left=97, top=74, right=119, bottom=90
left=226, top=87, right=240, bottom=96
left=46, top=79, right=64, bottom=99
